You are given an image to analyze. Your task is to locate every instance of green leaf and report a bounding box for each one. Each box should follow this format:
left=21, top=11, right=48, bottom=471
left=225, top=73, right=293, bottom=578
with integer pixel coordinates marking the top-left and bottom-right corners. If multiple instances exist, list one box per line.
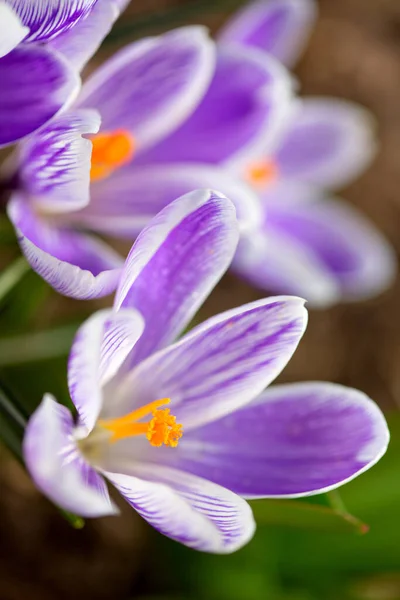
left=0, top=324, right=77, bottom=366
left=0, top=257, right=29, bottom=306
left=250, top=498, right=368, bottom=534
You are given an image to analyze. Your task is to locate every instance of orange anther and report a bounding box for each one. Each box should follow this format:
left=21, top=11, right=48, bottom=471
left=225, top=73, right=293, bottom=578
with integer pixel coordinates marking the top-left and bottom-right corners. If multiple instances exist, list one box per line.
left=90, top=130, right=135, bottom=181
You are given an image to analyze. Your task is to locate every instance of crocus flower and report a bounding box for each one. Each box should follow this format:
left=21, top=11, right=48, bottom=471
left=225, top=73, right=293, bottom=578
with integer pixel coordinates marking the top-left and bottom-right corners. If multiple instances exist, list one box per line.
left=23, top=190, right=389, bottom=553
left=218, top=0, right=396, bottom=305
left=7, top=25, right=293, bottom=299
left=0, top=0, right=115, bottom=146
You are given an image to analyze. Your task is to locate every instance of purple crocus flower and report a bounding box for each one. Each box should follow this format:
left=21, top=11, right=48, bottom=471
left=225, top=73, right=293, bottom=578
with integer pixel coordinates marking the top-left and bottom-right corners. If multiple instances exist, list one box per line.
left=23, top=190, right=389, bottom=553
left=0, top=0, right=112, bottom=146
left=218, top=0, right=396, bottom=305
left=7, top=24, right=293, bottom=299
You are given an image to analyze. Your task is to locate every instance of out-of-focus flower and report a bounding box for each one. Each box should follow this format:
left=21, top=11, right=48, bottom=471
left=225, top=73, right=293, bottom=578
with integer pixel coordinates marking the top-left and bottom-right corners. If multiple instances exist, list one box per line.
left=0, top=0, right=120, bottom=146
left=23, top=190, right=389, bottom=553
left=7, top=26, right=293, bottom=299
left=219, top=0, right=396, bottom=306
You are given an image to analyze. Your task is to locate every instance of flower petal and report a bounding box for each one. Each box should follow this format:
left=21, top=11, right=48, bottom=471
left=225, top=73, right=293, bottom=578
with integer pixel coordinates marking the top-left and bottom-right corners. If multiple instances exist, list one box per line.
left=114, top=189, right=239, bottom=365
left=0, top=45, right=80, bottom=147
left=137, top=44, right=292, bottom=167
left=19, top=109, right=100, bottom=214
left=108, top=297, right=307, bottom=428
left=23, top=394, right=117, bottom=517
left=0, top=2, right=29, bottom=58
left=68, top=309, right=144, bottom=432
left=77, top=26, right=215, bottom=150
left=275, top=98, right=377, bottom=189
left=8, top=195, right=123, bottom=299
left=169, top=382, right=389, bottom=497
left=79, top=162, right=261, bottom=237
left=233, top=224, right=341, bottom=308
left=264, top=195, right=397, bottom=303
left=106, top=465, right=255, bottom=553
left=218, top=0, right=317, bottom=68
left=49, top=0, right=119, bottom=71
left=7, top=0, right=98, bottom=42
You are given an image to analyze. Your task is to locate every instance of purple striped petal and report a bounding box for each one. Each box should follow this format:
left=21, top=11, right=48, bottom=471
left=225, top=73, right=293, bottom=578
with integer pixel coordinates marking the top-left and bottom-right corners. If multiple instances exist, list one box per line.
left=106, top=465, right=255, bottom=553
left=8, top=196, right=123, bottom=299
left=106, top=297, right=307, bottom=428
left=114, top=189, right=239, bottom=365
left=23, top=394, right=117, bottom=517
left=275, top=98, right=377, bottom=189
left=170, top=382, right=389, bottom=497
left=77, top=27, right=215, bottom=150
left=137, top=44, right=292, bottom=167
left=219, top=0, right=317, bottom=68
left=49, top=0, right=119, bottom=71
left=19, top=109, right=100, bottom=213
left=0, top=3, right=29, bottom=57
left=79, top=163, right=261, bottom=238
left=0, top=45, right=80, bottom=147
left=68, top=309, right=144, bottom=432
left=6, top=0, right=98, bottom=42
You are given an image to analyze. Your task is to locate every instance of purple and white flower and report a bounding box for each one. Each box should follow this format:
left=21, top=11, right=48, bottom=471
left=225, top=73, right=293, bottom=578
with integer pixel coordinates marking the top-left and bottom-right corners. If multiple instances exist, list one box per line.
left=7, top=24, right=293, bottom=299
left=0, top=0, right=118, bottom=146
left=23, top=190, right=389, bottom=553
left=219, top=0, right=396, bottom=305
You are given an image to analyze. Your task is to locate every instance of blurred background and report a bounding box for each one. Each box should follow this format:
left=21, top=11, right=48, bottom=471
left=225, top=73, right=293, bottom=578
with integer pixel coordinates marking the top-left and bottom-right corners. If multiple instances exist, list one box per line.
left=1, top=0, right=400, bottom=598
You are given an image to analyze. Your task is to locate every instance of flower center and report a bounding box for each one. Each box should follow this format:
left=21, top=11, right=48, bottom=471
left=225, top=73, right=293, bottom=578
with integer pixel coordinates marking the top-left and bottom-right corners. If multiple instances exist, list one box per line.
left=246, top=159, right=278, bottom=189
left=98, top=398, right=183, bottom=448
left=90, top=129, right=135, bottom=181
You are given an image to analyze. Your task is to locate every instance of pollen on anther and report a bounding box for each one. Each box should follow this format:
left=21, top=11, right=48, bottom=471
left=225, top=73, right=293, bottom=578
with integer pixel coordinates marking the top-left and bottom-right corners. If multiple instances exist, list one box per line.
left=146, top=408, right=183, bottom=448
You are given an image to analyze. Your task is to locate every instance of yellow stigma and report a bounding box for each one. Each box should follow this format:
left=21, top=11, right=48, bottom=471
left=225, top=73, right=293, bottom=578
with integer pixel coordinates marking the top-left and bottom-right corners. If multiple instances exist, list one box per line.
left=98, top=398, right=183, bottom=448
left=90, top=129, right=135, bottom=181
left=246, top=159, right=278, bottom=189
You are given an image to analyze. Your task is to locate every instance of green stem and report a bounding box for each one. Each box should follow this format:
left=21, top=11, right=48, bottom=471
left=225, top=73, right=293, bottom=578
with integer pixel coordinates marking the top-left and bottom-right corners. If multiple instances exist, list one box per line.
left=327, top=490, right=347, bottom=514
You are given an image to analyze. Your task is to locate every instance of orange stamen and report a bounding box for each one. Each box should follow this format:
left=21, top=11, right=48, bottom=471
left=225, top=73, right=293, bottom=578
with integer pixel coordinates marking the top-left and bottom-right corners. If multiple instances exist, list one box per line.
left=246, top=160, right=278, bottom=189
left=98, top=398, right=183, bottom=448
left=90, top=130, right=135, bottom=181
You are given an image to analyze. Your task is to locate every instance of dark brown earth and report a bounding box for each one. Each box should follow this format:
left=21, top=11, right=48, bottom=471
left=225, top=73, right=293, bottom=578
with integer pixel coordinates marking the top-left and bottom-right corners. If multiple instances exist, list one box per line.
left=1, top=1, right=400, bottom=598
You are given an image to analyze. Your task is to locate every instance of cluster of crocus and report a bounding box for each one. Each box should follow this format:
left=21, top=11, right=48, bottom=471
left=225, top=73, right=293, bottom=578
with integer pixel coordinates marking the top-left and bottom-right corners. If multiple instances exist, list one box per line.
left=0, top=0, right=392, bottom=555
left=24, top=190, right=389, bottom=553
left=4, top=0, right=396, bottom=308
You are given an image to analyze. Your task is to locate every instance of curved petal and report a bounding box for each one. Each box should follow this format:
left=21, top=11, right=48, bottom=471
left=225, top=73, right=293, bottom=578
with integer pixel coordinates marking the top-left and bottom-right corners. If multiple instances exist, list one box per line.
left=275, top=98, right=377, bottom=189
left=23, top=394, right=117, bottom=517
left=0, top=45, right=80, bottom=147
left=77, top=26, right=215, bottom=150
left=49, top=0, right=119, bottom=71
left=79, top=162, right=261, bottom=237
left=8, top=196, right=123, bottom=299
left=107, top=296, right=307, bottom=428
left=218, top=0, right=317, bottom=68
left=265, top=195, right=397, bottom=303
left=169, top=382, right=389, bottom=497
left=6, top=0, right=98, bottom=42
left=136, top=44, right=293, bottom=167
left=68, top=309, right=144, bottom=432
left=105, top=465, right=255, bottom=553
left=232, top=226, right=341, bottom=308
left=19, top=109, right=100, bottom=214
left=0, top=3, right=29, bottom=57
left=114, top=189, right=239, bottom=365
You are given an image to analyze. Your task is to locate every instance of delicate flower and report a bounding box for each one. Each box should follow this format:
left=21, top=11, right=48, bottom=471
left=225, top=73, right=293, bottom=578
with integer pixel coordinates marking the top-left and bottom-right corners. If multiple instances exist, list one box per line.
left=7, top=24, right=293, bottom=299
left=218, top=0, right=396, bottom=305
left=0, top=0, right=117, bottom=146
left=23, top=190, right=389, bottom=553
